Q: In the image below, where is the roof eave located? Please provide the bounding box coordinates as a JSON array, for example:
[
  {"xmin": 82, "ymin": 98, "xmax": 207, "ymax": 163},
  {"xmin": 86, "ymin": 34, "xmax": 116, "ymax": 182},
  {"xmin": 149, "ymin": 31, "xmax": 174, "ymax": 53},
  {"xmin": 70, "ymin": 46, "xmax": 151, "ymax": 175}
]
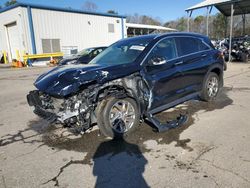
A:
[
  {"xmin": 0, "ymin": 2, "xmax": 126, "ymax": 18},
  {"xmin": 185, "ymin": 0, "xmax": 239, "ymax": 12}
]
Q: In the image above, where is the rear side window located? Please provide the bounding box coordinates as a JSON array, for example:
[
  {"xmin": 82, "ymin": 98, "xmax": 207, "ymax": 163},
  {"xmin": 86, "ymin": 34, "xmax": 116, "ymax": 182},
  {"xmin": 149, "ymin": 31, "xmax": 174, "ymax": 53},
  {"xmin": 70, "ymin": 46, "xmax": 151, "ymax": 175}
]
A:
[
  {"xmin": 198, "ymin": 39, "xmax": 210, "ymax": 51},
  {"xmin": 175, "ymin": 37, "xmax": 210, "ymax": 57}
]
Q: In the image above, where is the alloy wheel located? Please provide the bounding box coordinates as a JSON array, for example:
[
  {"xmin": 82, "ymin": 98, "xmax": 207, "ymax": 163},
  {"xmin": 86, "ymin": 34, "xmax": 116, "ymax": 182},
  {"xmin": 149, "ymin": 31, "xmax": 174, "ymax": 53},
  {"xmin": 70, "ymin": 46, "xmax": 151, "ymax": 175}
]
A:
[{"xmin": 109, "ymin": 100, "xmax": 136, "ymax": 133}]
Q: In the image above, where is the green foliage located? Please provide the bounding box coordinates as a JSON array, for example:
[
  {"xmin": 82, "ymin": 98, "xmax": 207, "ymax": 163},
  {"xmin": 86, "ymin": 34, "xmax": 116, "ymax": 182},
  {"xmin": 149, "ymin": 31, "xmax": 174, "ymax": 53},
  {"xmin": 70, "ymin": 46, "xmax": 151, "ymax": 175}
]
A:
[
  {"xmin": 194, "ymin": 15, "xmax": 205, "ymax": 23},
  {"xmin": 5, "ymin": 0, "xmax": 17, "ymax": 7},
  {"xmin": 164, "ymin": 17, "xmax": 187, "ymax": 31},
  {"xmin": 212, "ymin": 13, "xmax": 227, "ymax": 39}
]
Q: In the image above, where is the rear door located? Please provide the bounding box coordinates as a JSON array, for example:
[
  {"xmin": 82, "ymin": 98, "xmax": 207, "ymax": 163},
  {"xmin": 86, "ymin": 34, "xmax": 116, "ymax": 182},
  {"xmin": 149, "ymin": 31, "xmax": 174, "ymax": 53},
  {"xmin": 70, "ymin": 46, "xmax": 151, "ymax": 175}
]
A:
[{"xmin": 174, "ymin": 36, "xmax": 212, "ymax": 95}]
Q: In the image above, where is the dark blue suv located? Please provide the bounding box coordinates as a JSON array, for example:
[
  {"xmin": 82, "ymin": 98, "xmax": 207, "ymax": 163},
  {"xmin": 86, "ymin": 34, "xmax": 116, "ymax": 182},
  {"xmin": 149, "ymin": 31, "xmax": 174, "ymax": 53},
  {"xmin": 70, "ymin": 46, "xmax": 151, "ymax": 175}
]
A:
[{"xmin": 27, "ymin": 33, "xmax": 225, "ymax": 138}]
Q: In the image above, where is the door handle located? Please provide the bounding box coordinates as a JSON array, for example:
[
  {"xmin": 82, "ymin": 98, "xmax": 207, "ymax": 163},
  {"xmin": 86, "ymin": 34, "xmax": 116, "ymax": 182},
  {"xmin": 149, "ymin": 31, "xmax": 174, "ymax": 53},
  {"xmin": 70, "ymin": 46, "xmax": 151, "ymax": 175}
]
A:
[
  {"xmin": 201, "ymin": 54, "xmax": 207, "ymax": 57},
  {"xmin": 174, "ymin": 61, "xmax": 183, "ymax": 66}
]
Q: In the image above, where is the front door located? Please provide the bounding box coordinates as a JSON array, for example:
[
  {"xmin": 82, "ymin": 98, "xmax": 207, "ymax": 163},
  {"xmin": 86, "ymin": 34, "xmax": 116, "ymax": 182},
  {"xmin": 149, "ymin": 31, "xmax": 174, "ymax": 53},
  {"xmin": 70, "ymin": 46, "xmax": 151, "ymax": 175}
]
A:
[{"xmin": 142, "ymin": 37, "xmax": 185, "ymax": 112}]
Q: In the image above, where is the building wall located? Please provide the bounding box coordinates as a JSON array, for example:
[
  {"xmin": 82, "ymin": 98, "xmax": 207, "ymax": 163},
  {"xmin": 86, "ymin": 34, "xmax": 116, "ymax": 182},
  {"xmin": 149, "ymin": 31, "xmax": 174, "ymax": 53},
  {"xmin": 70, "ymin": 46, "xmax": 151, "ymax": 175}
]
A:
[
  {"xmin": 0, "ymin": 7, "xmax": 30, "ymax": 60},
  {"xmin": 20, "ymin": 7, "xmax": 33, "ymax": 55},
  {"xmin": 31, "ymin": 8, "xmax": 126, "ymax": 54},
  {"xmin": 0, "ymin": 7, "xmax": 33, "ymax": 60}
]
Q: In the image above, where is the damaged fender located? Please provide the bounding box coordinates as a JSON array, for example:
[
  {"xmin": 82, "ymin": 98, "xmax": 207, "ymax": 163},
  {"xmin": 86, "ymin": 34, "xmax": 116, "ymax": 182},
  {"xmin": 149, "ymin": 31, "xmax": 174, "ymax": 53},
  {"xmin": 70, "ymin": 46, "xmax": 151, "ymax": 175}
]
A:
[{"xmin": 28, "ymin": 63, "xmax": 151, "ymax": 132}]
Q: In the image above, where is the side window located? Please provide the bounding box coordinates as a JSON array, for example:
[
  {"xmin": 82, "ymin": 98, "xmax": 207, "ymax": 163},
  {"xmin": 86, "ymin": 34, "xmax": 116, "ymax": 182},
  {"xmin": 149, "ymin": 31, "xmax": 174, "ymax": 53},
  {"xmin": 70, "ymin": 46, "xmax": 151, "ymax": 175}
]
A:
[
  {"xmin": 197, "ymin": 40, "xmax": 210, "ymax": 51},
  {"xmin": 175, "ymin": 37, "xmax": 199, "ymax": 56},
  {"xmin": 92, "ymin": 49, "xmax": 103, "ymax": 57},
  {"xmin": 147, "ymin": 38, "xmax": 177, "ymax": 62},
  {"xmin": 175, "ymin": 37, "xmax": 210, "ymax": 57}
]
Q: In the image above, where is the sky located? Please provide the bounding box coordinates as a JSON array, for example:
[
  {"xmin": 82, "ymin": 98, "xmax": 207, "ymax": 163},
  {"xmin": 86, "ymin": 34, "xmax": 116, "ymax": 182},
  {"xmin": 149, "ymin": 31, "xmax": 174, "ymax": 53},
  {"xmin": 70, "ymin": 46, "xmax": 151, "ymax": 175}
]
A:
[{"xmin": 0, "ymin": 0, "xmax": 219, "ymax": 23}]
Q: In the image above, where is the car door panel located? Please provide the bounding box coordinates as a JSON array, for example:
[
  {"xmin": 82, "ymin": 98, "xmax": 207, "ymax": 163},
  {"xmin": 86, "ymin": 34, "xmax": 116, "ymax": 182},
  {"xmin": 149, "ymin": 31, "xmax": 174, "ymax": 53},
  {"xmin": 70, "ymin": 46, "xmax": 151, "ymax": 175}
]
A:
[
  {"xmin": 174, "ymin": 37, "xmax": 212, "ymax": 95},
  {"xmin": 175, "ymin": 53, "xmax": 206, "ymax": 94},
  {"xmin": 144, "ymin": 58, "xmax": 185, "ymax": 110}
]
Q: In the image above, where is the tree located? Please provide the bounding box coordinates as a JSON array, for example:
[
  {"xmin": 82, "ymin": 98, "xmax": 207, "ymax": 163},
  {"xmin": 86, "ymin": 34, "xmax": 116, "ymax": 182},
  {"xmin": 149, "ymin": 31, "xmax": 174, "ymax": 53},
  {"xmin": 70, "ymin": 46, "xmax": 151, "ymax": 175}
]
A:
[
  {"xmin": 164, "ymin": 13, "xmax": 250, "ymax": 39},
  {"xmin": 193, "ymin": 15, "xmax": 205, "ymax": 34},
  {"xmin": 211, "ymin": 13, "xmax": 227, "ymax": 39},
  {"xmin": 164, "ymin": 17, "xmax": 187, "ymax": 31},
  {"xmin": 141, "ymin": 15, "xmax": 161, "ymax": 25},
  {"xmin": 126, "ymin": 14, "xmax": 161, "ymax": 26},
  {"xmin": 107, "ymin": 10, "xmax": 118, "ymax": 15},
  {"xmin": 126, "ymin": 13, "xmax": 141, "ymax": 24},
  {"xmin": 5, "ymin": 0, "xmax": 17, "ymax": 7},
  {"xmin": 82, "ymin": 1, "xmax": 97, "ymax": 12}
]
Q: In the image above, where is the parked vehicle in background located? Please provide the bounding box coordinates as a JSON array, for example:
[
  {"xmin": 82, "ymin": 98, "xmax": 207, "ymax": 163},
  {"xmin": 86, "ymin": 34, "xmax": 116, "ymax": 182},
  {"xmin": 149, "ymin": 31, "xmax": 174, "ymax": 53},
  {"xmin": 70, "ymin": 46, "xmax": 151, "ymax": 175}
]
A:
[
  {"xmin": 214, "ymin": 36, "xmax": 250, "ymax": 63},
  {"xmin": 59, "ymin": 46, "xmax": 107, "ymax": 65},
  {"xmin": 231, "ymin": 41, "xmax": 250, "ymax": 62},
  {"xmin": 27, "ymin": 33, "xmax": 225, "ymax": 138}
]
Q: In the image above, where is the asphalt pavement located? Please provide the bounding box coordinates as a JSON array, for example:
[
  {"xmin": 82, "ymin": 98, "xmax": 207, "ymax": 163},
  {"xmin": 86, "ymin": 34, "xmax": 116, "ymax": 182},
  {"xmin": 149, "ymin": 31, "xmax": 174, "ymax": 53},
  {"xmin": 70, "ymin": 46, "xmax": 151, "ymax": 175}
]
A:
[{"xmin": 0, "ymin": 63, "xmax": 250, "ymax": 188}]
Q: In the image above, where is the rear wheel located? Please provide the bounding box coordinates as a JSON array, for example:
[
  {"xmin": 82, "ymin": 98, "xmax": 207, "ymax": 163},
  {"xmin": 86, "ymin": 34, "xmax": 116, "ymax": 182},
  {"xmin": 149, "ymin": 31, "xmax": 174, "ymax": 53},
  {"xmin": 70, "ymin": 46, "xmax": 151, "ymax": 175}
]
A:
[
  {"xmin": 200, "ymin": 72, "xmax": 220, "ymax": 102},
  {"xmin": 96, "ymin": 97, "xmax": 140, "ymax": 138}
]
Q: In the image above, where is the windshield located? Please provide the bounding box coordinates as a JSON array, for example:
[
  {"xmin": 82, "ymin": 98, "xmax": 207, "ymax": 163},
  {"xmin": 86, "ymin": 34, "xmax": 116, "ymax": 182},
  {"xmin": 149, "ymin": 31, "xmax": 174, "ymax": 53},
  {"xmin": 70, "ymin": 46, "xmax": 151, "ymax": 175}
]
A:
[
  {"xmin": 76, "ymin": 48, "xmax": 94, "ymax": 56},
  {"xmin": 90, "ymin": 37, "xmax": 153, "ymax": 65}
]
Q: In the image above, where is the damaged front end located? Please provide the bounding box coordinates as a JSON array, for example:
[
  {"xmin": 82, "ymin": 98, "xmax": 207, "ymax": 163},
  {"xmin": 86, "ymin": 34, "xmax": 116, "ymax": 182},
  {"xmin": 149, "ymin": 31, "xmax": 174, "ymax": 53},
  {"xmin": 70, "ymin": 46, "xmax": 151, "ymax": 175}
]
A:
[
  {"xmin": 27, "ymin": 63, "xmax": 150, "ymax": 133},
  {"xmin": 27, "ymin": 88, "xmax": 96, "ymax": 131}
]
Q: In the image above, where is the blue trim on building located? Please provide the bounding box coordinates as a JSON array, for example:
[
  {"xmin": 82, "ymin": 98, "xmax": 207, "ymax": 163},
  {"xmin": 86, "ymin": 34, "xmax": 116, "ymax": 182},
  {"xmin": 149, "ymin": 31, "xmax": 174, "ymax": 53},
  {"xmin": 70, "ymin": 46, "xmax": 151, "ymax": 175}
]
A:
[
  {"xmin": 27, "ymin": 6, "xmax": 36, "ymax": 54},
  {"xmin": 121, "ymin": 18, "xmax": 125, "ymax": 39},
  {"xmin": 0, "ymin": 3, "xmax": 20, "ymax": 13},
  {"xmin": 0, "ymin": 3, "xmax": 126, "ymax": 18}
]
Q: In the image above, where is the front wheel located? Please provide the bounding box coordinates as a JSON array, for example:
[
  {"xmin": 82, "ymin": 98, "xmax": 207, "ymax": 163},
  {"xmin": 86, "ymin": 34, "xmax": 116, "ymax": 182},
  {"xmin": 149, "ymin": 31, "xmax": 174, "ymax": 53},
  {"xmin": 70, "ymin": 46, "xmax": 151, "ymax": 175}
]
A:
[
  {"xmin": 200, "ymin": 72, "xmax": 220, "ymax": 102},
  {"xmin": 96, "ymin": 97, "xmax": 140, "ymax": 138}
]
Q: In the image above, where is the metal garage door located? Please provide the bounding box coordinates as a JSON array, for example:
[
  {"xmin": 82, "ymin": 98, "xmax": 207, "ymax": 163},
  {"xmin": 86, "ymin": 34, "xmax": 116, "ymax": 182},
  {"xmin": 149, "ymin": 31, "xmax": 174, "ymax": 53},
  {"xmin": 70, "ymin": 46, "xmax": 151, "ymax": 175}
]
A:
[{"xmin": 6, "ymin": 22, "xmax": 19, "ymax": 60}]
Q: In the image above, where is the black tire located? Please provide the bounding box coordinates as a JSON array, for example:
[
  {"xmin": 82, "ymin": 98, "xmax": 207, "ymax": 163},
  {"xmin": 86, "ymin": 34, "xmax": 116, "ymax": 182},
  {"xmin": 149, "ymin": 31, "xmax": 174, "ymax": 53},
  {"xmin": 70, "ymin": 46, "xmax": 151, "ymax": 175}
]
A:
[
  {"xmin": 96, "ymin": 97, "xmax": 140, "ymax": 138},
  {"xmin": 200, "ymin": 72, "xmax": 220, "ymax": 102}
]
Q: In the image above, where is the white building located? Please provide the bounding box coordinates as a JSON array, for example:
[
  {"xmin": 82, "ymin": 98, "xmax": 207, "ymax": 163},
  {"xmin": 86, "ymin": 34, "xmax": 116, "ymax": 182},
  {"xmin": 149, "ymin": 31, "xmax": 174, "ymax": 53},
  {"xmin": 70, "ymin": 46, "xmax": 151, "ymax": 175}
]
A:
[{"xmin": 0, "ymin": 3, "xmax": 127, "ymax": 61}]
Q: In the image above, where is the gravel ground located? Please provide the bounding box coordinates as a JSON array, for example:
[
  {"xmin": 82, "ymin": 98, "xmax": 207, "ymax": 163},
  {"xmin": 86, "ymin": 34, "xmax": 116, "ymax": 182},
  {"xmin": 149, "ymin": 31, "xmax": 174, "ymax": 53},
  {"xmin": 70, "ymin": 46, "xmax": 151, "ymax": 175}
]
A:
[{"xmin": 0, "ymin": 63, "xmax": 250, "ymax": 188}]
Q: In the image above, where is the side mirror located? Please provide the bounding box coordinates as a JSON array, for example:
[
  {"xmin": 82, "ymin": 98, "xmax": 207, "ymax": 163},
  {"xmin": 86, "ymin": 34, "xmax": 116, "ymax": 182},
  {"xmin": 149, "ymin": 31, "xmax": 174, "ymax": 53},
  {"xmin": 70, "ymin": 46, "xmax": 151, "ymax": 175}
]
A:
[{"xmin": 148, "ymin": 56, "xmax": 167, "ymax": 66}]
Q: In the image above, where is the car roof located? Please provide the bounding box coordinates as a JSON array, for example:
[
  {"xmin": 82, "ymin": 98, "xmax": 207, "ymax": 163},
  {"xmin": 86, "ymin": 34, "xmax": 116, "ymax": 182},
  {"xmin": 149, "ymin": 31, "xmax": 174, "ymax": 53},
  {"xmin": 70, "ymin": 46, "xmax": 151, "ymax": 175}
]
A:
[
  {"xmin": 126, "ymin": 32, "xmax": 209, "ymax": 41},
  {"xmin": 157, "ymin": 32, "xmax": 209, "ymax": 39}
]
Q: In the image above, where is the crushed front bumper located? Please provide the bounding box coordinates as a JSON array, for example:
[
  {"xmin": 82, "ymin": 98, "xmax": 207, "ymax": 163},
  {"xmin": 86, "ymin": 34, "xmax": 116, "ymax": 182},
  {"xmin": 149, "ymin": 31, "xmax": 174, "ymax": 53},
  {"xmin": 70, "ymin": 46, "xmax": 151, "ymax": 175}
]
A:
[{"xmin": 27, "ymin": 90, "xmax": 57, "ymax": 122}]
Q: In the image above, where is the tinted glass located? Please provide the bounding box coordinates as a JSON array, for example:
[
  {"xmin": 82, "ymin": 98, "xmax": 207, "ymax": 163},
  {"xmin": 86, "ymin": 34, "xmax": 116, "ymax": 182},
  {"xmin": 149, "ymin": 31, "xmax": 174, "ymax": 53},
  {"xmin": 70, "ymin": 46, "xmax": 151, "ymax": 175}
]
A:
[
  {"xmin": 198, "ymin": 40, "xmax": 210, "ymax": 51},
  {"xmin": 91, "ymin": 48, "xmax": 104, "ymax": 58},
  {"xmin": 90, "ymin": 37, "xmax": 153, "ymax": 65},
  {"xmin": 175, "ymin": 37, "xmax": 210, "ymax": 57},
  {"xmin": 147, "ymin": 38, "xmax": 177, "ymax": 62},
  {"xmin": 77, "ymin": 48, "xmax": 94, "ymax": 56}
]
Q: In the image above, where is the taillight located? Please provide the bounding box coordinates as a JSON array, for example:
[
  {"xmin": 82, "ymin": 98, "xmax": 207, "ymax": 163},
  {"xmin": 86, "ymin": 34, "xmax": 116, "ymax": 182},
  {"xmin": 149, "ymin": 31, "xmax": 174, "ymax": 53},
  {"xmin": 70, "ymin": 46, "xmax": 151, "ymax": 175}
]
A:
[{"xmin": 218, "ymin": 51, "xmax": 224, "ymax": 59}]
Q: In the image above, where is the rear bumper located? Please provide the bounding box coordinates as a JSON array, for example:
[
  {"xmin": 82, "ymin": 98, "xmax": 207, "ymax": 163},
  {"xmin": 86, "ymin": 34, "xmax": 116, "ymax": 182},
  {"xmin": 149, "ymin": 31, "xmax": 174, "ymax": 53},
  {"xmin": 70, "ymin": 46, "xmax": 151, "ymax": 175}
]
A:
[{"xmin": 27, "ymin": 90, "xmax": 57, "ymax": 122}]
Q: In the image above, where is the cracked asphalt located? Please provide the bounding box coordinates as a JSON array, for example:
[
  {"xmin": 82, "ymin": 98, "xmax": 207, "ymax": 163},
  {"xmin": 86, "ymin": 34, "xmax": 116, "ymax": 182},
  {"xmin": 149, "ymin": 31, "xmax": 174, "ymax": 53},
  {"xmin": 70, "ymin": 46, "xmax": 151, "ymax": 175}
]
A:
[{"xmin": 0, "ymin": 63, "xmax": 250, "ymax": 188}]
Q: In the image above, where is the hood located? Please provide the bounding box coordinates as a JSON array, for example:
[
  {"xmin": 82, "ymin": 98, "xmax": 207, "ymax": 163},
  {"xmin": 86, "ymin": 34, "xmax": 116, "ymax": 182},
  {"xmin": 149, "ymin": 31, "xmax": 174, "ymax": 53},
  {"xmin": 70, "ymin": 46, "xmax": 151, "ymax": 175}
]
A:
[{"xmin": 34, "ymin": 63, "xmax": 140, "ymax": 97}]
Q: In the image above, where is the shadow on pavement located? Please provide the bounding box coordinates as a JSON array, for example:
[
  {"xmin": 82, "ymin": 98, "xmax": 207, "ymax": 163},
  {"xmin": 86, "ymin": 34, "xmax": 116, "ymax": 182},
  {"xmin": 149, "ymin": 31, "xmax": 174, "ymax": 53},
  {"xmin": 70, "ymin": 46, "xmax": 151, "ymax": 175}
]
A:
[{"xmin": 92, "ymin": 137, "xmax": 149, "ymax": 188}]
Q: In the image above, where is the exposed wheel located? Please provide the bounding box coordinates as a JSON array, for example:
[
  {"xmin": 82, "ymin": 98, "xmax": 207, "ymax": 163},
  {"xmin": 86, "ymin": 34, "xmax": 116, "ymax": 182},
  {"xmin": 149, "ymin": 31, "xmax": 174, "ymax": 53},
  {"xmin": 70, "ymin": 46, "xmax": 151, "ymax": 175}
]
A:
[
  {"xmin": 200, "ymin": 72, "xmax": 220, "ymax": 102},
  {"xmin": 96, "ymin": 97, "xmax": 140, "ymax": 138}
]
